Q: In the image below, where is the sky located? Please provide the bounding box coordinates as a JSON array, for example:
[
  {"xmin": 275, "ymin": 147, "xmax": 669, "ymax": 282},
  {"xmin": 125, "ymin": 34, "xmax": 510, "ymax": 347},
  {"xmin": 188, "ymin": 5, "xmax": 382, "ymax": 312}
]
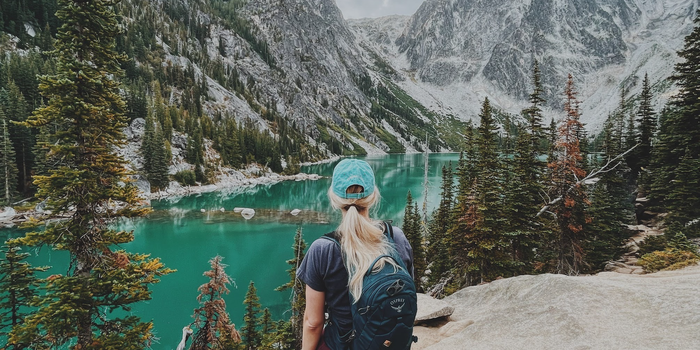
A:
[{"xmin": 335, "ymin": 0, "xmax": 426, "ymax": 19}]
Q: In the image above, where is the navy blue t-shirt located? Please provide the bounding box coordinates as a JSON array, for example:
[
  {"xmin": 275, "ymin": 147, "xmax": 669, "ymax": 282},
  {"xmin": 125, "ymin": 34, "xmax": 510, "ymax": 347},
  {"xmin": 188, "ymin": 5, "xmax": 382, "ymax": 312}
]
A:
[{"xmin": 297, "ymin": 224, "xmax": 414, "ymax": 335}]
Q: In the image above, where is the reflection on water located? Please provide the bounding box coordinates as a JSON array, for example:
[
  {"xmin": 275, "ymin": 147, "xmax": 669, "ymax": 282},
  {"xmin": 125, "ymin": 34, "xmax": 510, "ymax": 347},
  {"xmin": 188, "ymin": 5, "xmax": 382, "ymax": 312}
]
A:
[
  {"xmin": 0, "ymin": 153, "xmax": 460, "ymax": 349},
  {"xmin": 146, "ymin": 207, "xmax": 331, "ymax": 225}
]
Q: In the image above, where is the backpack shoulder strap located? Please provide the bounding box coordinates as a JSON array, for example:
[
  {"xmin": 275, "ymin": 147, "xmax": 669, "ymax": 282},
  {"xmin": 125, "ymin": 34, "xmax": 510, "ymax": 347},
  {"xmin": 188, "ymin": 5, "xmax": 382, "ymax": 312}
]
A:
[{"xmin": 321, "ymin": 231, "xmax": 340, "ymax": 247}]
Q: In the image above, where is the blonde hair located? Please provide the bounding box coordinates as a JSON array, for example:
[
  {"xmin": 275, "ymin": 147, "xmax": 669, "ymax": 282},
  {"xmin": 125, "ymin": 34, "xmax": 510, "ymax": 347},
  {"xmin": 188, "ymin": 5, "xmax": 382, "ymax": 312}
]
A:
[{"xmin": 328, "ymin": 185, "xmax": 397, "ymax": 302}]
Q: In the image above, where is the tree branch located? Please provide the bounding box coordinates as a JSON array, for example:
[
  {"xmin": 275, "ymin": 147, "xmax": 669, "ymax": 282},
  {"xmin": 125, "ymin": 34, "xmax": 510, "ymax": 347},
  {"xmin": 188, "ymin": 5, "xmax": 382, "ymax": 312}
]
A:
[{"xmin": 536, "ymin": 144, "xmax": 639, "ymax": 217}]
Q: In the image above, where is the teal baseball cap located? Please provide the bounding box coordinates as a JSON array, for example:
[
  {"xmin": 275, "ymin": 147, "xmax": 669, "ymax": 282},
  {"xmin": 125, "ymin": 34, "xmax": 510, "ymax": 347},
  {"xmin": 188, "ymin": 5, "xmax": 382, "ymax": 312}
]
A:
[{"xmin": 331, "ymin": 159, "xmax": 376, "ymax": 199}]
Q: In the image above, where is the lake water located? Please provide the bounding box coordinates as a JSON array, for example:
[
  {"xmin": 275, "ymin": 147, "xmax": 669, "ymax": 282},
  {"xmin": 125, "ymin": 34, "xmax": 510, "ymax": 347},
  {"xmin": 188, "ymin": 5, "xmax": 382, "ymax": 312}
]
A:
[{"xmin": 0, "ymin": 153, "xmax": 460, "ymax": 349}]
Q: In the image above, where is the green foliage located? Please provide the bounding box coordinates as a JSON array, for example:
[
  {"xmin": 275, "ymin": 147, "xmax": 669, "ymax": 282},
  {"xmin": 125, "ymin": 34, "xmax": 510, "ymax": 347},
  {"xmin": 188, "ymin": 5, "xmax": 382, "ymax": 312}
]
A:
[
  {"xmin": 582, "ymin": 107, "xmax": 634, "ymax": 273},
  {"xmin": 275, "ymin": 226, "xmax": 306, "ymax": 349},
  {"xmin": 242, "ymin": 281, "xmax": 262, "ymax": 350},
  {"xmin": 174, "ymin": 170, "xmax": 197, "ymax": 186},
  {"xmin": 0, "ymin": 242, "xmax": 48, "ymax": 344},
  {"xmin": 426, "ymin": 164, "xmax": 454, "ymax": 284},
  {"xmin": 0, "ymin": 110, "xmax": 18, "ymax": 206},
  {"xmin": 638, "ymin": 249, "xmax": 699, "ymax": 273},
  {"xmin": 8, "ymin": 1, "xmax": 173, "ymax": 348},
  {"xmin": 403, "ymin": 191, "xmax": 425, "ymax": 291},
  {"xmin": 648, "ymin": 9, "xmax": 700, "ymax": 236},
  {"xmin": 0, "ymin": 79, "xmax": 33, "ymax": 196},
  {"xmin": 141, "ymin": 108, "xmax": 171, "ymax": 191},
  {"xmin": 0, "ymin": 0, "xmax": 58, "ymax": 49}
]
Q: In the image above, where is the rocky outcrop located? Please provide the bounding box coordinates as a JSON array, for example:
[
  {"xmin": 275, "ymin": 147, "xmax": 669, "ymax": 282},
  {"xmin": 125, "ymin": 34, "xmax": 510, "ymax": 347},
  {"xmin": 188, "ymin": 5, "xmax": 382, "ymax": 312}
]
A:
[
  {"xmin": 353, "ymin": 0, "xmax": 698, "ymax": 130},
  {"xmin": 415, "ymin": 293, "xmax": 455, "ymax": 323},
  {"xmin": 413, "ymin": 266, "xmax": 700, "ymax": 349}
]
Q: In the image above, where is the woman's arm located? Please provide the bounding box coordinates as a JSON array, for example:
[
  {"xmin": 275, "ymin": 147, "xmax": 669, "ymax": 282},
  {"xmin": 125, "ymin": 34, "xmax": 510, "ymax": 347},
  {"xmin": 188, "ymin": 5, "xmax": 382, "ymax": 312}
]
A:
[{"xmin": 302, "ymin": 285, "xmax": 326, "ymax": 350}]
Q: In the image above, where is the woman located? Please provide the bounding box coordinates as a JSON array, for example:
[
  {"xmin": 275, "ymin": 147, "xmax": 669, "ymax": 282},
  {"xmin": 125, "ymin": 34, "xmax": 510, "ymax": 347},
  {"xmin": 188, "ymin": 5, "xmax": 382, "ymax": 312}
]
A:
[{"xmin": 297, "ymin": 159, "xmax": 414, "ymax": 350}]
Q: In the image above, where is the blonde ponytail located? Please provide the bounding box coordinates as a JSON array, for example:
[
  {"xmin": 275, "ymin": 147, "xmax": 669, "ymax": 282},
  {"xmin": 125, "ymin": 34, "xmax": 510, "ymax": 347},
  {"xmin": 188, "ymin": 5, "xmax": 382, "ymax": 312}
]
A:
[{"xmin": 328, "ymin": 186, "xmax": 398, "ymax": 302}]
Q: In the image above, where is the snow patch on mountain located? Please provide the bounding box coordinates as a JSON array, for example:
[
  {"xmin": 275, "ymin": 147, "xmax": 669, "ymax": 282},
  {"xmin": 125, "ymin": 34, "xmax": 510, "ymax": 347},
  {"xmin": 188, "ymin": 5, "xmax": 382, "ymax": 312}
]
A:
[{"xmin": 350, "ymin": 0, "xmax": 698, "ymax": 133}]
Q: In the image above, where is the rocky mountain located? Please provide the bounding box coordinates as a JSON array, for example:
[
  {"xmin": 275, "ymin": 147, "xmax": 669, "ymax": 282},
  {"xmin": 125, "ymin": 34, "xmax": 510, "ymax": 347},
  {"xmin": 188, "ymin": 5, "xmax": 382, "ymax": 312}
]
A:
[
  {"xmin": 350, "ymin": 0, "xmax": 699, "ymax": 131},
  {"xmin": 2, "ymin": 0, "xmax": 697, "ymax": 170}
]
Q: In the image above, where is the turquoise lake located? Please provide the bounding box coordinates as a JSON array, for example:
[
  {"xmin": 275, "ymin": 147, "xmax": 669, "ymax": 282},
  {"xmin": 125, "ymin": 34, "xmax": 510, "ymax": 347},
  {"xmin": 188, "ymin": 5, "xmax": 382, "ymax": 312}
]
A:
[{"xmin": 0, "ymin": 153, "xmax": 460, "ymax": 349}]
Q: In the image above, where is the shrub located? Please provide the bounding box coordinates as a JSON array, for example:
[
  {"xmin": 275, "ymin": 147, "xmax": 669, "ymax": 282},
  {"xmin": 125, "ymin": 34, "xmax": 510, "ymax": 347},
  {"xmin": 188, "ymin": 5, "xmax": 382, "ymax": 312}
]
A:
[
  {"xmin": 174, "ymin": 170, "xmax": 196, "ymax": 186},
  {"xmin": 638, "ymin": 248, "xmax": 700, "ymax": 273},
  {"xmin": 636, "ymin": 235, "xmax": 668, "ymax": 257}
]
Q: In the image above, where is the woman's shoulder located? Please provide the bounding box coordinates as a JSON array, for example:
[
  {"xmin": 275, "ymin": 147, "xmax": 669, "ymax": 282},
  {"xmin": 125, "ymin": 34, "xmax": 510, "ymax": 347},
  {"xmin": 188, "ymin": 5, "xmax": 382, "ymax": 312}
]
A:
[
  {"xmin": 307, "ymin": 234, "xmax": 340, "ymax": 257},
  {"xmin": 389, "ymin": 224, "xmax": 407, "ymax": 240}
]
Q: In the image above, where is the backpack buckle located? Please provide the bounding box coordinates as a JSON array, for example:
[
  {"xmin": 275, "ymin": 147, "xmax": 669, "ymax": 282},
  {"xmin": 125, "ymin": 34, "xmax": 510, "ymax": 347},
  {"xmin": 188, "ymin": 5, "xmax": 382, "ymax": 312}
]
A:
[
  {"xmin": 341, "ymin": 329, "xmax": 356, "ymax": 343},
  {"xmin": 387, "ymin": 279, "xmax": 405, "ymax": 296}
]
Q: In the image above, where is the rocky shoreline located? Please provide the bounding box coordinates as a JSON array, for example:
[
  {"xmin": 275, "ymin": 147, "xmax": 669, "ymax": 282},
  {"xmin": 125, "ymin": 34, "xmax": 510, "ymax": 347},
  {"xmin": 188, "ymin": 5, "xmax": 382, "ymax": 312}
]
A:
[
  {"xmin": 0, "ymin": 168, "xmax": 325, "ymax": 228},
  {"xmin": 146, "ymin": 170, "xmax": 324, "ymax": 200}
]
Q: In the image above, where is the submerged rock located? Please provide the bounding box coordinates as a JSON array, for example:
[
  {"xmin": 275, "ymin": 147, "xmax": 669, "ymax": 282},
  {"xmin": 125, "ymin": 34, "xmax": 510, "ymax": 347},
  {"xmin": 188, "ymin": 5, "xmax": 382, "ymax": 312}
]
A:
[{"xmin": 240, "ymin": 208, "xmax": 255, "ymax": 220}]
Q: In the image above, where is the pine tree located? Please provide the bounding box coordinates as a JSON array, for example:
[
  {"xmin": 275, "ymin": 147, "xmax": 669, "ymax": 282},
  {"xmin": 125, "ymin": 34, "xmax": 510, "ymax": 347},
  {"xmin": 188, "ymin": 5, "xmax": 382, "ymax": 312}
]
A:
[
  {"xmin": 190, "ymin": 256, "xmax": 241, "ymax": 350},
  {"xmin": 0, "ymin": 243, "xmax": 48, "ymax": 348},
  {"xmin": 523, "ymin": 59, "xmax": 546, "ymax": 154},
  {"xmin": 548, "ymin": 74, "xmax": 590, "ymax": 275},
  {"xmin": 402, "ymin": 191, "xmax": 425, "ymax": 291},
  {"xmin": 449, "ymin": 98, "xmax": 511, "ymax": 285},
  {"xmin": 583, "ymin": 113, "xmax": 633, "ymax": 272},
  {"xmin": 275, "ymin": 226, "xmax": 306, "ymax": 349},
  {"xmin": 648, "ymin": 9, "xmax": 700, "ymax": 235},
  {"xmin": 150, "ymin": 124, "xmax": 171, "ymax": 191},
  {"xmin": 0, "ymin": 110, "xmax": 18, "ymax": 206},
  {"xmin": 259, "ymin": 308, "xmax": 275, "ymax": 350},
  {"xmin": 665, "ymin": 148, "xmax": 700, "ymax": 236},
  {"xmin": 242, "ymin": 281, "xmax": 262, "ymax": 350},
  {"xmin": 141, "ymin": 110, "xmax": 170, "ymax": 191},
  {"xmin": 0, "ymin": 80, "xmax": 32, "ymax": 196},
  {"xmin": 8, "ymin": 1, "xmax": 173, "ymax": 348},
  {"xmin": 636, "ymin": 73, "xmax": 656, "ymax": 172},
  {"xmin": 427, "ymin": 164, "xmax": 453, "ymax": 283},
  {"xmin": 31, "ymin": 125, "xmax": 51, "ymax": 178},
  {"xmin": 503, "ymin": 124, "xmax": 543, "ymax": 274}
]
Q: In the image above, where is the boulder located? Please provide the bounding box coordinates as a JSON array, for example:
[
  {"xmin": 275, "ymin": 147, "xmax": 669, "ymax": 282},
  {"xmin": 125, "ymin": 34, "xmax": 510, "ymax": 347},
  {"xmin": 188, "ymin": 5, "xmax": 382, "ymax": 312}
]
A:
[
  {"xmin": 415, "ymin": 293, "xmax": 455, "ymax": 323},
  {"xmin": 240, "ymin": 208, "xmax": 255, "ymax": 220}
]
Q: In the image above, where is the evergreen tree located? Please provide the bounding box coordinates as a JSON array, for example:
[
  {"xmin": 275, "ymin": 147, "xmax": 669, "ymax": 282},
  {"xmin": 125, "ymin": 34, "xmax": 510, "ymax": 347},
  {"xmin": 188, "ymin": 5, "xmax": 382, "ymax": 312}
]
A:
[
  {"xmin": 8, "ymin": 1, "xmax": 173, "ymax": 348},
  {"xmin": 190, "ymin": 256, "xmax": 241, "ymax": 350},
  {"xmin": 0, "ymin": 243, "xmax": 47, "ymax": 348},
  {"xmin": 150, "ymin": 124, "xmax": 171, "ymax": 191},
  {"xmin": 0, "ymin": 80, "xmax": 32, "ymax": 196},
  {"xmin": 503, "ymin": 124, "xmax": 544, "ymax": 274},
  {"xmin": 141, "ymin": 107, "xmax": 156, "ymax": 178},
  {"xmin": 259, "ymin": 308, "xmax": 275, "ymax": 350},
  {"xmin": 583, "ymin": 113, "xmax": 633, "ymax": 272},
  {"xmin": 275, "ymin": 226, "xmax": 306, "ymax": 349},
  {"xmin": 548, "ymin": 74, "xmax": 590, "ymax": 275},
  {"xmin": 141, "ymin": 108, "xmax": 170, "ymax": 191},
  {"xmin": 0, "ymin": 110, "xmax": 18, "ymax": 206},
  {"xmin": 426, "ymin": 164, "xmax": 453, "ymax": 283},
  {"xmin": 402, "ymin": 191, "xmax": 425, "ymax": 291},
  {"xmin": 649, "ymin": 9, "xmax": 700, "ymax": 235},
  {"xmin": 31, "ymin": 125, "xmax": 51, "ymax": 178},
  {"xmin": 449, "ymin": 98, "xmax": 511, "ymax": 285},
  {"xmin": 523, "ymin": 59, "xmax": 546, "ymax": 154},
  {"xmin": 636, "ymin": 73, "xmax": 656, "ymax": 172},
  {"xmin": 665, "ymin": 148, "xmax": 700, "ymax": 236},
  {"xmin": 242, "ymin": 281, "xmax": 262, "ymax": 350}
]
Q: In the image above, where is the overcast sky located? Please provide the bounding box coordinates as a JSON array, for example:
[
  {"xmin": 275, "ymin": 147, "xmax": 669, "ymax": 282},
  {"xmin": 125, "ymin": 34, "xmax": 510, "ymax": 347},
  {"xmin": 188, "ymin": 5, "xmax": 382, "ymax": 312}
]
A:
[{"xmin": 335, "ymin": 0, "xmax": 426, "ymax": 19}]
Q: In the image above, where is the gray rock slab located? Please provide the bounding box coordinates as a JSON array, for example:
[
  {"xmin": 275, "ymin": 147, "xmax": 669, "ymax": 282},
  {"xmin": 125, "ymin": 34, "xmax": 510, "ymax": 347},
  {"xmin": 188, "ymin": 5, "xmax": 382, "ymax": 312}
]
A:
[{"xmin": 415, "ymin": 293, "xmax": 455, "ymax": 323}]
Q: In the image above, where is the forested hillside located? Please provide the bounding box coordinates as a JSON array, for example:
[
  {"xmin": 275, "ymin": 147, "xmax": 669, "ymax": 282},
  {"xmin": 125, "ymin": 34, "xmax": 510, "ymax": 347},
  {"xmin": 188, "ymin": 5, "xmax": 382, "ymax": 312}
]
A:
[
  {"xmin": 403, "ymin": 12, "xmax": 700, "ymax": 294},
  {"xmin": 0, "ymin": 0, "xmax": 463, "ymax": 202},
  {"xmin": 0, "ymin": 0, "xmax": 698, "ymax": 349}
]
